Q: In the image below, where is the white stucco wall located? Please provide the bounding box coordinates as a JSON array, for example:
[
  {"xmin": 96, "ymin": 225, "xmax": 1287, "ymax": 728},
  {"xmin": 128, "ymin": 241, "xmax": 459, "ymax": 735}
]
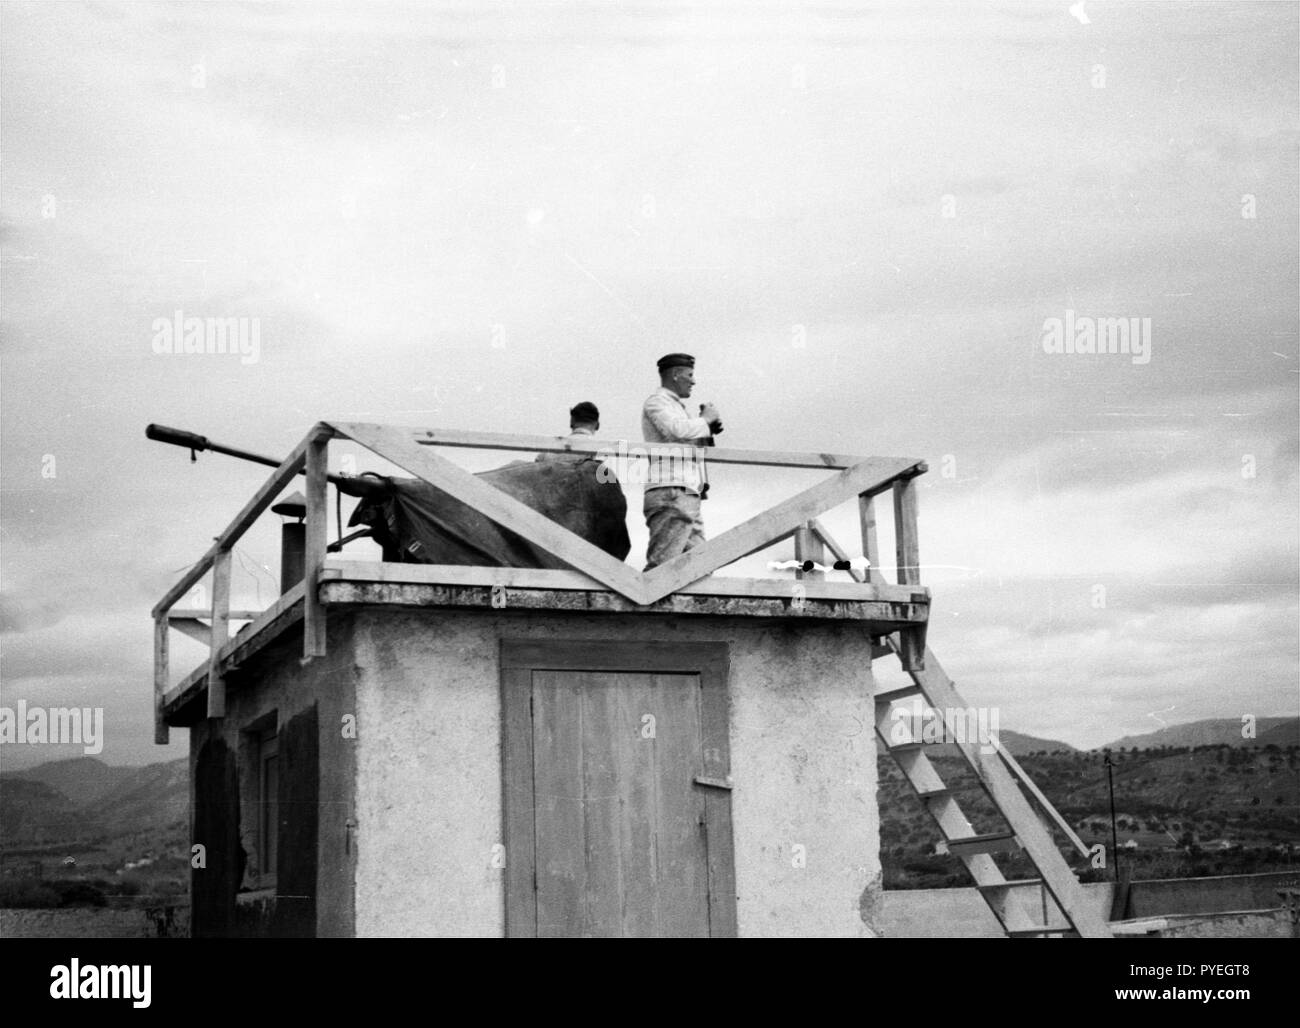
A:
[
  {"xmin": 725, "ymin": 622, "xmax": 881, "ymax": 937},
  {"xmin": 351, "ymin": 608, "xmax": 880, "ymax": 938},
  {"xmin": 351, "ymin": 611, "xmax": 504, "ymax": 937}
]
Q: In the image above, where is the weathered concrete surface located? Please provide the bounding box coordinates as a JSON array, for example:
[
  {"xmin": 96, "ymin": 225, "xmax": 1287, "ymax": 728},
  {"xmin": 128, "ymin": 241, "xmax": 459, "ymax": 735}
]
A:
[
  {"xmin": 187, "ymin": 613, "xmax": 359, "ymax": 938},
  {"xmin": 882, "ymin": 883, "xmax": 1116, "ymax": 938},
  {"xmin": 1156, "ymin": 909, "xmax": 1290, "ymax": 939},
  {"xmin": 351, "ymin": 609, "xmax": 880, "ymax": 938},
  {"xmin": 321, "ymin": 579, "xmax": 924, "ymax": 627},
  {"xmin": 725, "ymin": 620, "xmax": 878, "ymax": 937},
  {"xmin": 880, "ymin": 886, "xmax": 1031, "ymax": 939},
  {"xmin": 350, "ymin": 610, "xmax": 505, "ymax": 937},
  {"xmin": 882, "ymin": 873, "xmax": 1299, "ymax": 938},
  {"xmin": 1129, "ymin": 870, "xmax": 1300, "ymax": 918}
]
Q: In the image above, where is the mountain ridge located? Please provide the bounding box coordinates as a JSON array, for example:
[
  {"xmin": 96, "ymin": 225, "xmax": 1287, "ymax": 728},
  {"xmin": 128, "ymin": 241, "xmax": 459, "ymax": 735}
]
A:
[
  {"xmin": 1098, "ymin": 717, "xmax": 1297, "ymax": 752},
  {"xmin": 1, "ymin": 756, "xmax": 188, "ymax": 846}
]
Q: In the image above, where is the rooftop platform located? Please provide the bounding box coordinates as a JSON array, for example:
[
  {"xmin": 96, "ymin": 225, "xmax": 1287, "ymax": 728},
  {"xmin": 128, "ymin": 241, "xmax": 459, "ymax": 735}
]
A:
[{"xmin": 152, "ymin": 422, "xmax": 931, "ymax": 732}]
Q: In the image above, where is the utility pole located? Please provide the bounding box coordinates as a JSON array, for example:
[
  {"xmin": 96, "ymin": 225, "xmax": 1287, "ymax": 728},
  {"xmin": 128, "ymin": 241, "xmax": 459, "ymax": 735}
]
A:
[{"xmin": 1104, "ymin": 751, "xmax": 1119, "ymax": 882}]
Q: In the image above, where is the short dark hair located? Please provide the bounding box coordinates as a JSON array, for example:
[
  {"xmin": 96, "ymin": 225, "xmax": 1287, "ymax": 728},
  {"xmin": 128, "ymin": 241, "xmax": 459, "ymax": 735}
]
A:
[{"xmin": 569, "ymin": 401, "xmax": 599, "ymax": 424}]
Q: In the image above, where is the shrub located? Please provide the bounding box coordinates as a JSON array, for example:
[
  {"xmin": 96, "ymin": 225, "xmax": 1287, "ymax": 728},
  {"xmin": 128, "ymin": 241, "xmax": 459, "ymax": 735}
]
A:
[
  {"xmin": 0, "ymin": 878, "xmax": 62, "ymax": 909},
  {"xmin": 52, "ymin": 881, "xmax": 107, "ymax": 908}
]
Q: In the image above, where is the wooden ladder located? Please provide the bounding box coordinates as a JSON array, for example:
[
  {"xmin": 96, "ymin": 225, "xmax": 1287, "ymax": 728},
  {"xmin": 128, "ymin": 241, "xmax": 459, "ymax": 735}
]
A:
[
  {"xmin": 804, "ymin": 518, "xmax": 1111, "ymax": 938},
  {"xmin": 874, "ymin": 635, "xmax": 1113, "ymax": 938}
]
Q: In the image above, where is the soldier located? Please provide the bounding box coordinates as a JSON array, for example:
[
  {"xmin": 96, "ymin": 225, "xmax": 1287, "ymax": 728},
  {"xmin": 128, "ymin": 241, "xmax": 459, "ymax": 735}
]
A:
[
  {"xmin": 536, "ymin": 401, "xmax": 600, "ymax": 463},
  {"xmin": 641, "ymin": 353, "xmax": 723, "ymax": 569}
]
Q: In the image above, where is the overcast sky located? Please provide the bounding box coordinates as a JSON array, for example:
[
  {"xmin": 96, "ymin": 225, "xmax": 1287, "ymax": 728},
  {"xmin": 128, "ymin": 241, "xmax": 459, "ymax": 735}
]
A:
[{"xmin": 1, "ymin": 1, "xmax": 1296, "ymax": 769}]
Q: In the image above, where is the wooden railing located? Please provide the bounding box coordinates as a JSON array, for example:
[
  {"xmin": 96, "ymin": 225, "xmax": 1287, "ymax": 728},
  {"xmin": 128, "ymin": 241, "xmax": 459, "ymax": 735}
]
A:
[{"xmin": 151, "ymin": 422, "xmax": 928, "ymax": 740}]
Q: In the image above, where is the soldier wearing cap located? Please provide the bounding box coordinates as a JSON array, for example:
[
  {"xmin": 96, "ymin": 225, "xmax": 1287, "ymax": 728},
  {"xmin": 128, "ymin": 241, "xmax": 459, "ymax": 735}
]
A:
[
  {"xmin": 537, "ymin": 401, "xmax": 601, "ymax": 463},
  {"xmin": 641, "ymin": 353, "xmax": 724, "ymax": 569}
]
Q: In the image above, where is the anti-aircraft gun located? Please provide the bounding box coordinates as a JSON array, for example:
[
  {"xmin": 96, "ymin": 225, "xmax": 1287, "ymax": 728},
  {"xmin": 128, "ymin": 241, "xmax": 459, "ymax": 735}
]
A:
[{"xmin": 145, "ymin": 423, "xmax": 631, "ymax": 568}]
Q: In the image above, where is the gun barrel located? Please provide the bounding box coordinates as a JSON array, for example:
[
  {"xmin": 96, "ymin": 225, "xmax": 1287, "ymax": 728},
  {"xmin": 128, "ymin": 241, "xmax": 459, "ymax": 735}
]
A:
[
  {"xmin": 146, "ymin": 423, "xmax": 354, "ymax": 487},
  {"xmin": 145, "ymin": 423, "xmax": 210, "ymax": 452}
]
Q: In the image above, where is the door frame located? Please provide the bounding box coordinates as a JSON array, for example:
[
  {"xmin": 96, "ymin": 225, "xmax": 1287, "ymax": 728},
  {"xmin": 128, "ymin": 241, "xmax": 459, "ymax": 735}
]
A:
[{"xmin": 500, "ymin": 639, "xmax": 736, "ymax": 938}]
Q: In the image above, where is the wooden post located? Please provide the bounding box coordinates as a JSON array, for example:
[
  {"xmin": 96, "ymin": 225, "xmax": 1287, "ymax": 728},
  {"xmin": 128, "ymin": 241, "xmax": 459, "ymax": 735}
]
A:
[
  {"xmin": 206, "ymin": 550, "xmax": 232, "ymax": 718},
  {"xmin": 793, "ymin": 522, "xmax": 824, "ymax": 580},
  {"xmin": 303, "ymin": 427, "xmax": 330, "ymax": 660},
  {"xmin": 154, "ymin": 615, "xmax": 170, "ymax": 744},
  {"xmin": 892, "ymin": 474, "xmax": 924, "ymax": 670},
  {"xmin": 858, "ymin": 494, "xmax": 880, "ymax": 585},
  {"xmin": 892, "ymin": 477, "xmax": 920, "ymax": 586},
  {"xmin": 809, "ymin": 518, "xmax": 867, "ymax": 586}
]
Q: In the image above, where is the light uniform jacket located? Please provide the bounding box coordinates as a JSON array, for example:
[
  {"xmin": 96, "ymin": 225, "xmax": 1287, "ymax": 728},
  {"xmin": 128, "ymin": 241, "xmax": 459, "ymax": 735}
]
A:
[{"xmin": 641, "ymin": 387, "xmax": 710, "ymax": 493}]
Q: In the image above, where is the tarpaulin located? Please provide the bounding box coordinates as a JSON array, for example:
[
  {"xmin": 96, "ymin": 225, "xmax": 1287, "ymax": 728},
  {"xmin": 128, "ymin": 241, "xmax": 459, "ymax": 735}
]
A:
[{"xmin": 348, "ymin": 456, "xmax": 631, "ymax": 568}]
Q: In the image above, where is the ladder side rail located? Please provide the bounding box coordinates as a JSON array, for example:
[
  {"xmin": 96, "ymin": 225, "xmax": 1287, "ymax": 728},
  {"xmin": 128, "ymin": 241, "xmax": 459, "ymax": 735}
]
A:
[{"xmin": 993, "ymin": 740, "xmax": 1092, "ymax": 859}]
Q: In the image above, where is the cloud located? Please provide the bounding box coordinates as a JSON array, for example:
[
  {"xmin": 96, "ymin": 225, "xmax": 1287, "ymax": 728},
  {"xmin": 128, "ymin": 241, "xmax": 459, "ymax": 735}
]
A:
[
  {"xmin": 0, "ymin": 592, "xmax": 67, "ymax": 635},
  {"xmin": 1, "ymin": 1, "xmax": 1295, "ymax": 764}
]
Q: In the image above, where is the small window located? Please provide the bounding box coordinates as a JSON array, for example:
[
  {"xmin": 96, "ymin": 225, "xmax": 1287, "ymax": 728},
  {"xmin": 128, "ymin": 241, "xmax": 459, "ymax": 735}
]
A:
[{"xmin": 257, "ymin": 729, "xmax": 279, "ymax": 881}]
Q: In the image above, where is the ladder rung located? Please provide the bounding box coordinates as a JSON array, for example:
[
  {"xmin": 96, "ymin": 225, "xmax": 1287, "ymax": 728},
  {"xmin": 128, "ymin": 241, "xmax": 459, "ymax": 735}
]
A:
[
  {"xmin": 978, "ymin": 878, "xmax": 1058, "ymax": 935},
  {"xmin": 1006, "ymin": 925, "xmax": 1076, "ymax": 938},
  {"xmin": 917, "ymin": 786, "xmax": 950, "ymax": 800},
  {"xmin": 944, "ymin": 832, "xmax": 1021, "ymax": 856},
  {"xmin": 887, "ymin": 741, "xmax": 924, "ymax": 755},
  {"xmin": 977, "ymin": 878, "xmax": 1044, "ymax": 895},
  {"xmin": 890, "ymin": 751, "xmax": 948, "ymax": 797},
  {"xmin": 965, "ymin": 865, "xmax": 1011, "ymax": 890},
  {"xmin": 874, "ymin": 683, "xmax": 924, "ymax": 704}
]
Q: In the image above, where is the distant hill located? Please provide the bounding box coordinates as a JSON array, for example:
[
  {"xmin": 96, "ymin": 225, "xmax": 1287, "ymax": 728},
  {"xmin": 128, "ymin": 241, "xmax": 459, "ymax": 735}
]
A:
[
  {"xmin": 92, "ymin": 760, "xmax": 188, "ymax": 834},
  {"xmin": 998, "ymin": 730, "xmax": 1077, "ymax": 756},
  {"xmin": 2, "ymin": 757, "xmax": 135, "ymax": 805},
  {"xmin": 1100, "ymin": 717, "xmax": 1298, "ymax": 752},
  {"xmin": 0, "ymin": 777, "xmax": 84, "ymax": 843},
  {"xmin": 0, "ymin": 756, "xmax": 187, "ymax": 850},
  {"xmin": 1258, "ymin": 721, "xmax": 1300, "ymax": 748}
]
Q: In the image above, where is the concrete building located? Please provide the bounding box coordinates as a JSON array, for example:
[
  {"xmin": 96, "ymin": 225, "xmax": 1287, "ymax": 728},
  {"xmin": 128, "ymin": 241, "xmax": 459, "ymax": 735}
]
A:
[
  {"xmin": 152, "ymin": 421, "xmax": 1106, "ymax": 937},
  {"xmin": 165, "ymin": 585, "xmax": 893, "ymax": 937}
]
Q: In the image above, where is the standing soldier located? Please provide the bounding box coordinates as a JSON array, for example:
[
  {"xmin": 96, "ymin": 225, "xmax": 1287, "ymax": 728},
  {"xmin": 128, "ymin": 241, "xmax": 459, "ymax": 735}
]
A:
[{"xmin": 641, "ymin": 353, "xmax": 723, "ymax": 569}]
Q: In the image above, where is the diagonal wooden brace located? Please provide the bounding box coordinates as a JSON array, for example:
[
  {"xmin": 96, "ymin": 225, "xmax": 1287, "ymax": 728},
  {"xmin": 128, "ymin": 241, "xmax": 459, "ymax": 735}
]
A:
[
  {"xmin": 329, "ymin": 422, "xmax": 649, "ymax": 604},
  {"xmin": 640, "ymin": 456, "xmax": 924, "ymax": 604}
]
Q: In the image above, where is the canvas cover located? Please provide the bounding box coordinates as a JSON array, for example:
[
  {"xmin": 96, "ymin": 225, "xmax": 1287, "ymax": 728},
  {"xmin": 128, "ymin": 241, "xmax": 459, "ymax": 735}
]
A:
[{"xmin": 348, "ymin": 456, "xmax": 631, "ymax": 568}]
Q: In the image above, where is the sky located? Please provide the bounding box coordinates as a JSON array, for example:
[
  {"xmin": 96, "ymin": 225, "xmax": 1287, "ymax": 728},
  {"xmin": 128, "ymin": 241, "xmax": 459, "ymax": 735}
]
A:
[{"xmin": 1, "ymin": 0, "xmax": 1296, "ymax": 770}]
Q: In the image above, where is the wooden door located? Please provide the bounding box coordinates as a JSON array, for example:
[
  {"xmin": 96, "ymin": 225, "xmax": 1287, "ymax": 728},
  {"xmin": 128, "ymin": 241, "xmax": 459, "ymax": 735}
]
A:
[{"xmin": 501, "ymin": 641, "xmax": 735, "ymax": 938}]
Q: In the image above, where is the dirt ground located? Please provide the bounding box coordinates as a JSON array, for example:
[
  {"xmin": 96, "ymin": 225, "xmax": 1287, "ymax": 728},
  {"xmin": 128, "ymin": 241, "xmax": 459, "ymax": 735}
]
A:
[{"xmin": 0, "ymin": 905, "xmax": 189, "ymax": 939}]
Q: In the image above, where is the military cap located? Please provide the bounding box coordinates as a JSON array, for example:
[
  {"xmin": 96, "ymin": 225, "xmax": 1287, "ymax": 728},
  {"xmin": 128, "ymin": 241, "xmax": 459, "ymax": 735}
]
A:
[
  {"xmin": 569, "ymin": 401, "xmax": 599, "ymax": 423},
  {"xmin": 656, "ymin": 352, "xmax": 695, "ymax": 371}
]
